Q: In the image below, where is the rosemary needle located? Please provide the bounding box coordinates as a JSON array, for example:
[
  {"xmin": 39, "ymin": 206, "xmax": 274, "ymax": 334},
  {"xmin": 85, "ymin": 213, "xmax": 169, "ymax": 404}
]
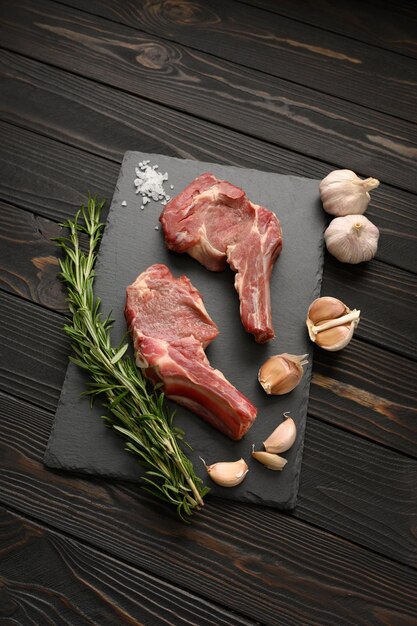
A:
[{"xmin": 56, "ymin": 195, "xmax": 209, "ymax": 519}]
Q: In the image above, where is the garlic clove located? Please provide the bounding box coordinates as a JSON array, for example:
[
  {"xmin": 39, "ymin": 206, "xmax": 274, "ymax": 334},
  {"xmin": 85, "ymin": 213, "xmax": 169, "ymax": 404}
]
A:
[
  {"xmin": 258, "ymin": 353, "xmax": 308, "ymax": 395},
  {"xmin": 252, "ymin": 449, "xmax": 288, "ymax": 471},
  {"xmin": 263, "ymin": 412, "xmax": 297, "ymax": 453},
  {"xmin": 202, "ymin": 458, "xmax": 248, "ymax": 487},
  {"xmin": 307, "ymin": 297, "xmax": 347, "ymax": 326},
  {"xmin": 306, "ymin": 296, "xmax": 360, "ymax": 351},
  {"xmin": 319, "ymin": 169, "xmax": 380, "ymax": 216},
  {"xmin": 314, "ymin": 321, "xmax": 355, "ymax": 351},
  {"xmin": 324, "ymin": 214, "xmax": 380, "ymax": 264}
]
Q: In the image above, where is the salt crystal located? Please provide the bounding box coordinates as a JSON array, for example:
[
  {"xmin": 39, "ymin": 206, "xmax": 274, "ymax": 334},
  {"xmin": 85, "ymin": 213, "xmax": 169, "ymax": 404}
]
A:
[
  {"xmin": 121, "ymin": 201, "xmax": 127, "ymax": 207},
  {"xmin": 155, "ymin": 225, "xmax": 159, "ymax": 230},
  {"xmin": 170, "ymin": 184, "xmax": 174, "ymax": 189},
  {"xmin": 134, "ymin": 160, "xmax": 172, "ymax": 211}
]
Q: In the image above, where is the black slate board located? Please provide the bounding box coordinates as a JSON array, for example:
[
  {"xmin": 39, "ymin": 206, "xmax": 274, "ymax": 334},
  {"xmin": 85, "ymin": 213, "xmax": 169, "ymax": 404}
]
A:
[{"xmin": 44, "ymin": 152, "xmax": 326, "ymax": 509}]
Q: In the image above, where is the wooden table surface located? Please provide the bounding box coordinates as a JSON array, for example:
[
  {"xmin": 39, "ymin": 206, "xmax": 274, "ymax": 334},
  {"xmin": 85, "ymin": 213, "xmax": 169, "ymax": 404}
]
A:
[{"xmin": 1, "ymin": 1, "xmax": 416, "ymax": 624}]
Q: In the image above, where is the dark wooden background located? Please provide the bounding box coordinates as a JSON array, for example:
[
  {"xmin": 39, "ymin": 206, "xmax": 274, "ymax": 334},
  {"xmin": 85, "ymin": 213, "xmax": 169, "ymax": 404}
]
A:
[{"xmin": 0, "ymin": 1, "xmax": 416, "ymax": 624}]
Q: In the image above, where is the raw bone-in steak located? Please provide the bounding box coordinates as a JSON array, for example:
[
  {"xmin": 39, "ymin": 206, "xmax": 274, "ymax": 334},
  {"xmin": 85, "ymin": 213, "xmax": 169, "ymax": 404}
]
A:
[
  {"xmin": 160, "ymin": 173, "xmax": 283, "ymax": 343},
  {"xmin": 125, "ymin": 264, "xmax": 257, "ymax": 440}
]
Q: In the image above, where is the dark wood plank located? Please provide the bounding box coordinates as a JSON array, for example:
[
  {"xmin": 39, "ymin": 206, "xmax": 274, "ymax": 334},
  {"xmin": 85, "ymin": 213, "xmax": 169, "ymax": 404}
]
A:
[
  {"xmin": 1, "ymin": 57, "xmax": 416, "ymax": 274},
  {"xmin": 0, "ymin": 508, "xmax": 255, "ymax": 626},
  {"xmin": 52, "ymin": 0, "xmax": 417, "ymax": 121},
  {"xmin": 1, "ymin": 294, "xmax": 416, "ymax": 567},
  {"xmin": 1, "ymin": 1, "xmax": 417, "ymax": 194},
  {"xmin": 2, "ymin": 204, "xmax": 416, "ymax": 457},
  {"xmin": 0, "ymin": 201, "xmax": 67, "ymax": 313},
  {"xmin": 1, "ymin": 392, "xmax": 417, "ymax": 625},
  {"xmin": 0, "ymin": 292, "xmax": 69, "ymax": 412},
  {"xmin": 0, "ymin": 121, "xmax": 117, "ymax": 222},
  {"xmin": 237, "ymin": 0, "xmax": 417, "ymax": 59},
  {"xmin": 310, "ymin": 340, "xmax": 417, "ymax": 457},
  {"xmin": 298, "ymin": 417, "xmax": 417, "ymax": 563}
]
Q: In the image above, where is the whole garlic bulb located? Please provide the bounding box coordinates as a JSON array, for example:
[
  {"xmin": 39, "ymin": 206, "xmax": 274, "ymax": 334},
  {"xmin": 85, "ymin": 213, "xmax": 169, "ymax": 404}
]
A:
[
  {"xmin": 324, "ymin": 214, "xmax": 379, "ymax": 264},
  {"xmin": 319, "ymin": 169, "xmax": 379, "ymax": 216}
]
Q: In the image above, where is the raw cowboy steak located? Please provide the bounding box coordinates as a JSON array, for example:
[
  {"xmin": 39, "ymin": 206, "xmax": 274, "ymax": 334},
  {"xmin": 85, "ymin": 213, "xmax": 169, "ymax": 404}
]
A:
[
  {"xmin": 160, "ymin": 173, "xmax": 283, "ymax": 343},
  {"xmin": 125, "ymin": 264, "xmax": 257, "ymax": 440}
]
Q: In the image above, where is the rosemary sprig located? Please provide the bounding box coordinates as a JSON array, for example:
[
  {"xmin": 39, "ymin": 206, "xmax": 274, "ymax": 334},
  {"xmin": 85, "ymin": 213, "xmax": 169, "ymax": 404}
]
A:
[{"xmin": 56, "ymin": 195, "xmax": 209, "ymax": 519}]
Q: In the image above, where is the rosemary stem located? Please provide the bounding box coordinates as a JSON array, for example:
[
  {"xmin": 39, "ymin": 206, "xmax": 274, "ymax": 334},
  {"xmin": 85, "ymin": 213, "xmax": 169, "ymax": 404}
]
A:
[{"xmin": 57, "ymin": 196, "xmax": 209, "ymax": 518}]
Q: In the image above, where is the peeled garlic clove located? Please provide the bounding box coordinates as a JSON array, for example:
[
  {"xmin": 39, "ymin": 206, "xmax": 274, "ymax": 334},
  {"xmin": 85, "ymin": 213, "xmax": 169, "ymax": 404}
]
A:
[
  {"xmin": 324, "ymin": 214, "xmax": 380, "ymax": 264},
  {"xmin": 319, "ymin": 169, "xmax": 380, "ymax": 216},
  {"xmin": 306, "ymin": 296, "xmax": 360, "ymax": 351},
  {"xmin": 258, "ymin": 353, "xmax": 308, "ymax": 395},
  {"xmin": 263, "ymin": 412, "xmax": 297, "ymax": 453},
  {"xmin": 252, "ymin": 450, "xmax": 288, "ymax": 471},
  {"xmin": 202, "ymin": 458, "xmax": 248, "ymax": 487}
]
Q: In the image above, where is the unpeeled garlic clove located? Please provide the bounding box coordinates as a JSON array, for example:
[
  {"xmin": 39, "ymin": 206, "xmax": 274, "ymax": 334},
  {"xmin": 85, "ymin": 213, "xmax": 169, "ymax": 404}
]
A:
[
  {"xmin": 312, "ymin": 320, "xmax": 355, "ymax": 351},
  {"xmin": 306, "ymin": 297, "xmax": 360, "ymax": 351},
  {"xmin": 263, "ymin": 412, "xmax": 297, "ymax": 453},
  {"xmin": 324, "ymin": 214, "xmax": 380, "ymax": 264},
  {"xmin": 258, "ymin": 353, "xmax": 308, "ymax": 395},
  {"xmin": 202, "ymin": 458, "xmax": 248, "ymax": 487},
  {"xmin": 307, "ymin": 296, "xmax": 348, "ymax": 325},
  {"xmin": 319, "ymin": 169, "xmax": 380, "ymax": 216},
  {"xmin": 252, "ymin": 449, "xmax": 288, "ymax": 471}
]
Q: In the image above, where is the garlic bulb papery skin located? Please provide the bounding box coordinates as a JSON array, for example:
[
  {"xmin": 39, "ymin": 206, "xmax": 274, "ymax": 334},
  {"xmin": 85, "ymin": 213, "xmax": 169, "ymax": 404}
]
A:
[
  {"xmin": 324, "ymin": 214, "xmax": 380, "ymax": 264},
  {"xmin": 258, "ymin": 353, "xmax": 308, "ymax": 395},
  {"xmin": 319, "ymin": 169, "xmax": 380, "ymax": 216},
  {"xmin": 263, "ymin": 412, "xmax": 297, "ymax": 453},
  {"xmin": 306, "ymin": 296, "xmax": 360, "ymax": 351},
  {"xmin": 252, "ymin": 449, "xmax": 288, "ymax": 471},
  {"xmin": 202, "ymin": 458, "xmax": 248, "ymax": 487}
]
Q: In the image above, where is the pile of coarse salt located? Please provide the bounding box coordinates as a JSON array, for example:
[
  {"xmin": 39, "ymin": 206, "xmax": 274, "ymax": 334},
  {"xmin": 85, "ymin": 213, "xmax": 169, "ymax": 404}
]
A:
[{"xmin": 134, "ymin": 160, "xmax": 173, "ymax": 211}]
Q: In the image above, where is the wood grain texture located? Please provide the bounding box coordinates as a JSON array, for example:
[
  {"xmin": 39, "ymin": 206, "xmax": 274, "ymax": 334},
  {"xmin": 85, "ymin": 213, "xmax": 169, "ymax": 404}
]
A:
[
  {"xmin": 0, "ymin": 121, "xmax": 116, "ymax": 222},
  {"xmin": 1, "ymin": 395, "xmax": 417, "ymax": 626},
  {"xmin": 0, "ymin": 291, "xmax": 416, "ymax": 566},
  {"xmin": 0, "ymin": 72, "xmax": 416, "ymax": 275},
  {"xmin": 0, "ymin": 508, "xmax": 256, "ymax": 626},
  {"xmin": 1, "ymin": 1, "xmax": 417, "ymax": 194},
  {"xmin": 298, "ymin": 417, "xmax": 417, "ymax": 563},
  {"xmin": 310, "ymin": 339, "xmax": 417, "ymax": 457},
  {"xmin": 238, "ymin": 0, "xmax": 417, "ymax": 59},
  {"xmin": 0, "ymin": 201, "xmax": 68, "ymax": 313},
  {"xmin": 53, "ymin": 0, "xmax": 417, "ymax": 122},
  {"xmin": 1, "ymin": 206, "xmax": 416, "ymax": 457},
  {"xmin": 0, "ymin": 292, "xmax": 69, "ymax": 412}
]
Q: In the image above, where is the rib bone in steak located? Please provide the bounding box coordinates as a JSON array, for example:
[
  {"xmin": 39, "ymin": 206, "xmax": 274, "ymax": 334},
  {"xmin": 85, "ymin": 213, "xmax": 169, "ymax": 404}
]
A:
[
  {"xmin": 125, "ymin": 264, "xmax": 257, "ymax": 440},
  {"xmin": 160, "ymin": 173, "xmax": 283, "ymax": 343}
]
